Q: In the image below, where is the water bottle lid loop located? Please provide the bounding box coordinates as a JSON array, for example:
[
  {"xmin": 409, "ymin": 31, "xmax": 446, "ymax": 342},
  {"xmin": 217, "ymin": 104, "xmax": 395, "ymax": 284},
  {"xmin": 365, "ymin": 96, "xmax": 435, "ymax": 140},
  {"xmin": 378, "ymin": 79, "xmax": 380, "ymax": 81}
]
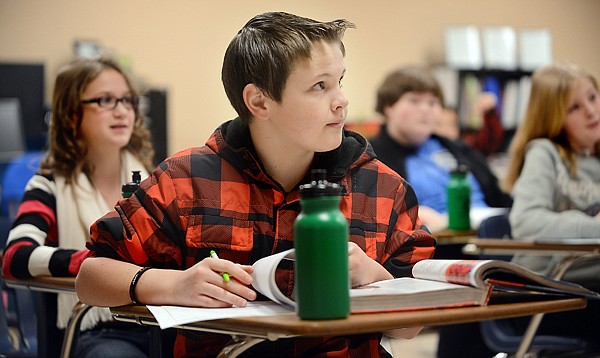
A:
[{"xmin": 299, "ymin": 169, "xmax": 341, "ymax": 197}]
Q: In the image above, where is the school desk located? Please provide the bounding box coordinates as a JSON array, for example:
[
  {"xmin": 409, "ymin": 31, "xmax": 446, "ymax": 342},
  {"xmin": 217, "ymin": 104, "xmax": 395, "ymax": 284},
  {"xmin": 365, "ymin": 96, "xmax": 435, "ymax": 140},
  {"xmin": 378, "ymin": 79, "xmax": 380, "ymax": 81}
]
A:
[{"xmin": 111, "ymin": 295, "xmax": 586, "ymax": 358}]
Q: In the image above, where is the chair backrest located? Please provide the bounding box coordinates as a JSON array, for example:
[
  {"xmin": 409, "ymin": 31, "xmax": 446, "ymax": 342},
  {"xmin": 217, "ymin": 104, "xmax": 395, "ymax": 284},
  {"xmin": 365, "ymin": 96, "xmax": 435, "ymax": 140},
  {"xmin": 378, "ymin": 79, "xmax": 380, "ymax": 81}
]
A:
[
  {"xmin": 476, "ymin": 213, "xmax": 511, "ymax": 239},
  {"xmin": 0, "ymin": 216, "xmax": 11, "ymax": 253},
  {"xmin": 476, "ymin": 213, "xmax": 512, "ymax": 261},
  {"xmin": 1, "ymin": 151, "xmax": 43, "ymax": 219}
]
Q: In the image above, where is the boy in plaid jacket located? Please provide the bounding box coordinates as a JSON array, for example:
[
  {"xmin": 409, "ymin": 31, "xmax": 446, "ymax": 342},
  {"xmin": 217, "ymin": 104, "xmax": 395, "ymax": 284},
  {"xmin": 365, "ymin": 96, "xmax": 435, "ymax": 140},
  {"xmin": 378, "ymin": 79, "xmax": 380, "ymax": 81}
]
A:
[{"xmin": 76, "ymin": 12, "xmax": 435, "ymax": 357}]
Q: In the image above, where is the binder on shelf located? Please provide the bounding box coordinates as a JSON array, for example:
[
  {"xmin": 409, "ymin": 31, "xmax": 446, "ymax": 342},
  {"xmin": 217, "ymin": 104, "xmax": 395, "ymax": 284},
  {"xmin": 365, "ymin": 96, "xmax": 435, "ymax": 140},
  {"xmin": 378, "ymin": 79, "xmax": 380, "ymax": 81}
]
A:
[
  {"xmin": 482, "ymin": 26, "xmax": 517, "ymax": 70},
  {"xmin": 444, "ymin": 26, "xmax": 483, "ymax": 70},
  {"xmin": 519, "ymin": 29, "xmax": 553, "ymax": 71},
  {"xmin": 432, "ymin": 66, "xmax": 460, "ymax": 109},
  {"xmin": 515, "ymin": 76, "xmax": 532, "ymax": 127},
  {"xmin": 500, "ymin": 80, "xmax": 519, "ymax": 129},
  {"xmin": 459, "ymin": 74, "xmax": 482, "ymax": 130}
]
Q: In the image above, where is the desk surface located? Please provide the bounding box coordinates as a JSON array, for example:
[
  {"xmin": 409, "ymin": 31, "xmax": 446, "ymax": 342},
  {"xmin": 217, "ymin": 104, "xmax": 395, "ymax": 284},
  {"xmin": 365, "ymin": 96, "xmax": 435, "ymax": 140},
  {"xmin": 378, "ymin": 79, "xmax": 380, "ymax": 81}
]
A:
[
  {"xmin": 111, "ymin": 296, "xmax": 586, "ymax": 339},
  {"xmin": 433, "ymin": 228, "xmax": 476, "ymax": 239},
  {"xmin": 432, "ymin": 229, "xmax": 477, "ymax": 246},
  {"xmin": 463, "ymin": 238, "xmax": 600, "ymax": 255},
  {"xmin": 3, "ymin": 275, "xmax": 76, "ymax": 294}
]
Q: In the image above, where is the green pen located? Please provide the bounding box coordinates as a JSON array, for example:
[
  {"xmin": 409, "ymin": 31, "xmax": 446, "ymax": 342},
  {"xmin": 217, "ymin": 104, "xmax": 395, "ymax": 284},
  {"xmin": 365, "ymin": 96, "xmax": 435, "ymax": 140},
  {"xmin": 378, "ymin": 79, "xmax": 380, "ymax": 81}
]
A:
[{"xmin": 209, "ymin": 250, "xmax": 230, "ymax": 282}]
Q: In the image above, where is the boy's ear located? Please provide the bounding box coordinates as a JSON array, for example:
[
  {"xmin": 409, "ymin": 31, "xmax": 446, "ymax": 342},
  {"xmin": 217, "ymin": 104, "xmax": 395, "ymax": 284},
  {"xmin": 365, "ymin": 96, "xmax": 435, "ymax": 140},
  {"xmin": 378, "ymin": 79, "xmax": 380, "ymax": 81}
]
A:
[{"xmin": 243, "ymin": 84, "xmax": 269, "ymax": 120}]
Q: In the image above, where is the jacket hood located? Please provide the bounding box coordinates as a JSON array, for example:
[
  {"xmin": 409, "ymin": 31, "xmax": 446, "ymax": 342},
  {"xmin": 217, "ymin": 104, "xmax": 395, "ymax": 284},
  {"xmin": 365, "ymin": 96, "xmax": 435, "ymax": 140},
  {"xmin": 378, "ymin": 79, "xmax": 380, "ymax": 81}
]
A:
[{"xmin": 206, "ymin": 117, "xmax": 376, "ymax": 189}]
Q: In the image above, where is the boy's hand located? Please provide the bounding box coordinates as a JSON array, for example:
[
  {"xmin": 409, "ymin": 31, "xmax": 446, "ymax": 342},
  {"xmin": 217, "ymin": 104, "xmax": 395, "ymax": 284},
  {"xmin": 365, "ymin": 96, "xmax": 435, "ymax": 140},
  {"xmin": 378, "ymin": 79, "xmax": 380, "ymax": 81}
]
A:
[
  {"xmin": 173, "ymin": 257, "xmax": 257, "ymax": 308},
  {"xmin": 347, "ymin": 242, "xmax": 393, "ymax": 287},
  {"xmin": 418, "ymin": 206, "xmax": 447, "ymax": 232}
]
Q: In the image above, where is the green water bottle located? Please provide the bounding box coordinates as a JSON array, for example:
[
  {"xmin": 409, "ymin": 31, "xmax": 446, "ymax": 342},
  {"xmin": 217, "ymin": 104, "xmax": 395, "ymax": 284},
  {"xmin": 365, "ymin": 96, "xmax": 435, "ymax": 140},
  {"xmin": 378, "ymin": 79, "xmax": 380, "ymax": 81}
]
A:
[
  {"xmin": 294, "ymin": 169, "xmax": 350, "ymax": 320},
  {"xmin": 121, "ymin": 170, "xmax": 142, "ymax": 198},
  {"xmin": 447, "ymin": 164, "xmax": 471, "ymax": 230}
]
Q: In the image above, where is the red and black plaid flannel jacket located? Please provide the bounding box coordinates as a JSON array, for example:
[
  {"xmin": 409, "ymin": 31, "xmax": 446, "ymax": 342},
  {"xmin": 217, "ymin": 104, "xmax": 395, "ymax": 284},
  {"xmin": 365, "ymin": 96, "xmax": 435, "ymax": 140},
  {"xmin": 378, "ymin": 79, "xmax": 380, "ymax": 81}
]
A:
[{"xmin": 88, "ymin": 118, "xmax": 435, "ymax": 357}]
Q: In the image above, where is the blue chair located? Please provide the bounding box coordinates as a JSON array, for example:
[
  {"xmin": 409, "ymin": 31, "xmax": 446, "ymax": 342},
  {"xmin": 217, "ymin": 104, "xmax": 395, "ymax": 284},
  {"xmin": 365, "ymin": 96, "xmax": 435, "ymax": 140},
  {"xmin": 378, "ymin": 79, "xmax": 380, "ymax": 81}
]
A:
[
  {"xmin": 0, "ymin": 285, "xmax": 17, "ymax": 353},
  {"xmin": 476, "ymin": 213, "xmax": 512, "ymax": 239},
  {"xmin": 1, "ymin": 219, "xmax": 38, "ymax": 357},
  {"xmin": 477, "ymin": 214, "xmax": 589, "ymax": 357},
  {"xmin": 0, "ymin": 151, "xmax": 42, "ymax": 357},
  {"xmin": 0, "ymin": 288, "xmax": 38, "ymax": 357},
  {"xmin": 1, "ymin": 151, "xmax": 43, "ymax": 218},
  {"xmin": 475, "ymin": 213, "xmax": 512, "ymax": 261}
]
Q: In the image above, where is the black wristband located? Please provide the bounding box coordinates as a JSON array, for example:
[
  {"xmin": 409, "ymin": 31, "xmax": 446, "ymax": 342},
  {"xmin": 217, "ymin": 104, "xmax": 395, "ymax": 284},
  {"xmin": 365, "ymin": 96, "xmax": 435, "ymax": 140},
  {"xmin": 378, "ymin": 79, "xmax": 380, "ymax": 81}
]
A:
[{"xmin": 129, "ymin": 267, "xmax": 152, "ymax": 305}]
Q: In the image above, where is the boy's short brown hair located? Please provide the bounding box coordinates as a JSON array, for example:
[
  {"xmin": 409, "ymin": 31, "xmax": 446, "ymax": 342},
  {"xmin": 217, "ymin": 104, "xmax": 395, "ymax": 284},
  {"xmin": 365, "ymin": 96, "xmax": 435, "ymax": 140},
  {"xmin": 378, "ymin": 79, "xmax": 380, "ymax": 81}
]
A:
[
  {"xmin": 221, "ymin": 12, "xmax": 355, "ymax": 122},
  {"xmin": 375, "ymin": 66, "xmax": 444, "ymax": 115}
]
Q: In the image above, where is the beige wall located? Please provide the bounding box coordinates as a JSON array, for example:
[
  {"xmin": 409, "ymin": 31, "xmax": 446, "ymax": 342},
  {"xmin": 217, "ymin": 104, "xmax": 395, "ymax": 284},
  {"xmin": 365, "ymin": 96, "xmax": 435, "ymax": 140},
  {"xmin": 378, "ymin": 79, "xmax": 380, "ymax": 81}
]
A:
[{"xmin": 2, "ymin": 0, "xmax": 599, "ymax": 156}]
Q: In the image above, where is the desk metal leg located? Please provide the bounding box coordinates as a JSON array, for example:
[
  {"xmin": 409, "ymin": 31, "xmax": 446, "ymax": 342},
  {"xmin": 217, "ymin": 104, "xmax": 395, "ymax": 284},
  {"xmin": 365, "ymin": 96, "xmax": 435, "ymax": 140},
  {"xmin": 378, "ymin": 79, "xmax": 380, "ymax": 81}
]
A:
[
  {"xmin": 218, "ymin": 335, "xmax": 265, "ymax": 358},
  {"xmin": 60, "ymin": 302, "xmax": 92, "ymax": 358},
  {"xmin": 515, "ymin": 254, "xmax": 598, "ymax": 358},
  {"xmin": 515, "ymin": 312, "xmax": 544, "ymax": 358}
]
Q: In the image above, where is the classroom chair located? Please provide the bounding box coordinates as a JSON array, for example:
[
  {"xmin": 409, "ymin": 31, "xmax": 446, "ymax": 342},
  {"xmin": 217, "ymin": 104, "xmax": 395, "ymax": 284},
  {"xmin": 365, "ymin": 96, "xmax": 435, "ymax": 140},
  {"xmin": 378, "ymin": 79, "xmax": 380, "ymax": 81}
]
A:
[
  {"xmin": 0, "ymin": 222, "xmax": 38, "ymax": 357},
  {"xmin": 0, "ymin": 292, "xmax": 37, "ymax": 357},
  {"xmin": 1, "ymin": 151, "xmax": 43, "ymax": 219},
  {"xmin": 476, "ymin": 214, "xmax": 590, "ymax": 357},
  {"xmin": 0, "ymin": 286, "xmax": 38, "ymax": 357},
  {"xmin": 0, "ymin": 151, "xmax": 42, "ymax": 357}
]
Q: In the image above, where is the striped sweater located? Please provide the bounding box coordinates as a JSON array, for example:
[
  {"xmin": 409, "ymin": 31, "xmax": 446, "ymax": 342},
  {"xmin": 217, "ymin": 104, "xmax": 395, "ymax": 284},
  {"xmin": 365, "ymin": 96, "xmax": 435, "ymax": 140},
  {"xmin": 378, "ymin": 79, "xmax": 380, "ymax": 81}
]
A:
[{"xmin": 2, "ymin": 172, "xmax": 84, "ymax": 279}]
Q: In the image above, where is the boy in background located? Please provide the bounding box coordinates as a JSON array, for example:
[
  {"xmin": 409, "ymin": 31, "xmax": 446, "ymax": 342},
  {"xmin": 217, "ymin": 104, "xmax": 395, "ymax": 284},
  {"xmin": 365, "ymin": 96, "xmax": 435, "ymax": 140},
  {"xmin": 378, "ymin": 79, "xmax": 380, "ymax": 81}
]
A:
[{"xmin": 369, "ymin": 66, "xmax": 511, "ymax": 232}]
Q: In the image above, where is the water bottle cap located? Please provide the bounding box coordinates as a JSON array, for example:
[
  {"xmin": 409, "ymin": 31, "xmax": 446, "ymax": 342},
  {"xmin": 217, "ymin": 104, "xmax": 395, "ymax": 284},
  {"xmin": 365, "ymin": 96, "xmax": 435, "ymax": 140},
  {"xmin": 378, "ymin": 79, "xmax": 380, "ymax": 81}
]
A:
[
  {"xmin": 122, "ymin": 171, "xmax": 142, "ymax": 196},
  {"xmin": 131, "ymin": 170, "xmax": 141, "ymax": 183},
  {"xmin": 451, "ymin": 164, "xmax": 470, "ymax": 175},
  {"xmin": 299, "ymin": 169, "xmax": 341, "ymax": 197}
]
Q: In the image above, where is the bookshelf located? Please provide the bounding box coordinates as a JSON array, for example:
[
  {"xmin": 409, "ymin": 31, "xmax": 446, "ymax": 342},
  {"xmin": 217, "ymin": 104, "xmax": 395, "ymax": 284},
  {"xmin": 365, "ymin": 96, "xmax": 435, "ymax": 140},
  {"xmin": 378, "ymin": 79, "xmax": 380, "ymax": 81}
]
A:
[
  {"xmin": 437, "ymin": 67, "xmax": 532, "ymax": 155},
  {"xmin": 456, "ymin": 69, "xmax": 531, "ymax": 128}
]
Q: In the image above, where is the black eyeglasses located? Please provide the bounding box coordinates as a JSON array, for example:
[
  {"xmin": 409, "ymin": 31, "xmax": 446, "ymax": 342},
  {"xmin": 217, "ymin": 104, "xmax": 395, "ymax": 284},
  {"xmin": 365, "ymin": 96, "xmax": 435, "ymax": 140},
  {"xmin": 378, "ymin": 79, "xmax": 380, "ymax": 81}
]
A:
[{"xmin": 81, "ymin": 95, "xmax": 138, "ymax": 110}]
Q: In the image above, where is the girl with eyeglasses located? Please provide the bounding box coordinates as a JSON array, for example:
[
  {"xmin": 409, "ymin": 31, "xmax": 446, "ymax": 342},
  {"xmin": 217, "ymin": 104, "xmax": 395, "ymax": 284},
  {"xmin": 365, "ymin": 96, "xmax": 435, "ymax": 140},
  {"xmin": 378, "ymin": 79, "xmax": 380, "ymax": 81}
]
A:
[{"xmin": 2, "ymin": 56, "xmax": 154, "ymax": 357}]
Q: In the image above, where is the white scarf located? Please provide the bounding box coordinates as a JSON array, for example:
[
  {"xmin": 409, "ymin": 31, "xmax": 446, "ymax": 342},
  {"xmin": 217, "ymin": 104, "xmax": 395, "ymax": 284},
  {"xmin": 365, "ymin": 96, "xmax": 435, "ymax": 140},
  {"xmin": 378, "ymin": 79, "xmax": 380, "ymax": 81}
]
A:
[{"xmin": 55, "ymin": 151, "xmax": 148, "ymax": 330}]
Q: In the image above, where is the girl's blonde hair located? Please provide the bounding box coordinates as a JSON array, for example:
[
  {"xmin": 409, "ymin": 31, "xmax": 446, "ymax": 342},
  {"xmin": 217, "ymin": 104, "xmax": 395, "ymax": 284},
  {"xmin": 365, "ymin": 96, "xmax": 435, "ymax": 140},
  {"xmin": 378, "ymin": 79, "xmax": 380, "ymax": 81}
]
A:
[
  {"xmin": 503, "ymin": 62, "xmax": 599, "ymax": 192},
  {"xmin": 41, "ymin": 57, "xmax": 154, "ymax": 182}
]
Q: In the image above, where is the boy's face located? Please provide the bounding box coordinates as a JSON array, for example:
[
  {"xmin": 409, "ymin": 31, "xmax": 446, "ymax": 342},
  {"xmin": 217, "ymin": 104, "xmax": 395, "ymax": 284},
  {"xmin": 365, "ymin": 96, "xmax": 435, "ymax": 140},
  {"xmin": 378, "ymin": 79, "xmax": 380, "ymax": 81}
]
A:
[
  {"xmin": 384, "ymin": 91, "xmax": 442, "ymax": 147},
  {"xmin": 264, "ymin": 40, "xmax": 348, "ymax": 154}
]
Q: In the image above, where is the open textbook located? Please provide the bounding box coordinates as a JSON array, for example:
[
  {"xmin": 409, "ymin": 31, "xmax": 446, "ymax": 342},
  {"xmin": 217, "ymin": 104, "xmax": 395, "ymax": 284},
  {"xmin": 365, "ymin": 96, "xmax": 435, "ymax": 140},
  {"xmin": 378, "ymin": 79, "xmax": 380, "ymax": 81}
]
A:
[
  {"xmin": 252, "ymin": 250, "xmax": 599, "ymax": 313},
  {"xmin": 412, "ymin": 259, "xmax": 600, "ymax": 299},
  {"xmin": 251, "ymin": 249, "xmax": 492, "ymax": 313}
]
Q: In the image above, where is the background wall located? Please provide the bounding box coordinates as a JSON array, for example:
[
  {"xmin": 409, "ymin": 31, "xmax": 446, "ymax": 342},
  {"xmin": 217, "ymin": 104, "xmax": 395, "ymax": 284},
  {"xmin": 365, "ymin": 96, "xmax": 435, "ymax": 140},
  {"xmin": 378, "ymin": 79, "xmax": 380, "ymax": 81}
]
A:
[{"xmin": 2, "ymin": 0, "xmax": 599, "ymax": 156}]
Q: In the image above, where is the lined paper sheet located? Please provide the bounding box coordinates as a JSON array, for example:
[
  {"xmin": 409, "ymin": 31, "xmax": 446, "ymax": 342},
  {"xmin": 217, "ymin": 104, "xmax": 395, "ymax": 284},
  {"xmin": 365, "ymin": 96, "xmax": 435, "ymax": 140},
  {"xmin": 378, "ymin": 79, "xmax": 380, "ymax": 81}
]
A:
[{"xmin": 148, "ymin": 301, "xmax": 294, "ymax": 329}]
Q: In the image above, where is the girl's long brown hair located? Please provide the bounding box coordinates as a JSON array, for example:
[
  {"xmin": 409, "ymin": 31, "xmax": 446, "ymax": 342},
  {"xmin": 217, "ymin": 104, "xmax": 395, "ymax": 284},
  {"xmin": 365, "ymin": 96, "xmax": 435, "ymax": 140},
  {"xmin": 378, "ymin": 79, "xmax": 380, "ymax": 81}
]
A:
[{"xmin": 503, "ymin": 62, "xmax": 599, "ymax": 192}]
